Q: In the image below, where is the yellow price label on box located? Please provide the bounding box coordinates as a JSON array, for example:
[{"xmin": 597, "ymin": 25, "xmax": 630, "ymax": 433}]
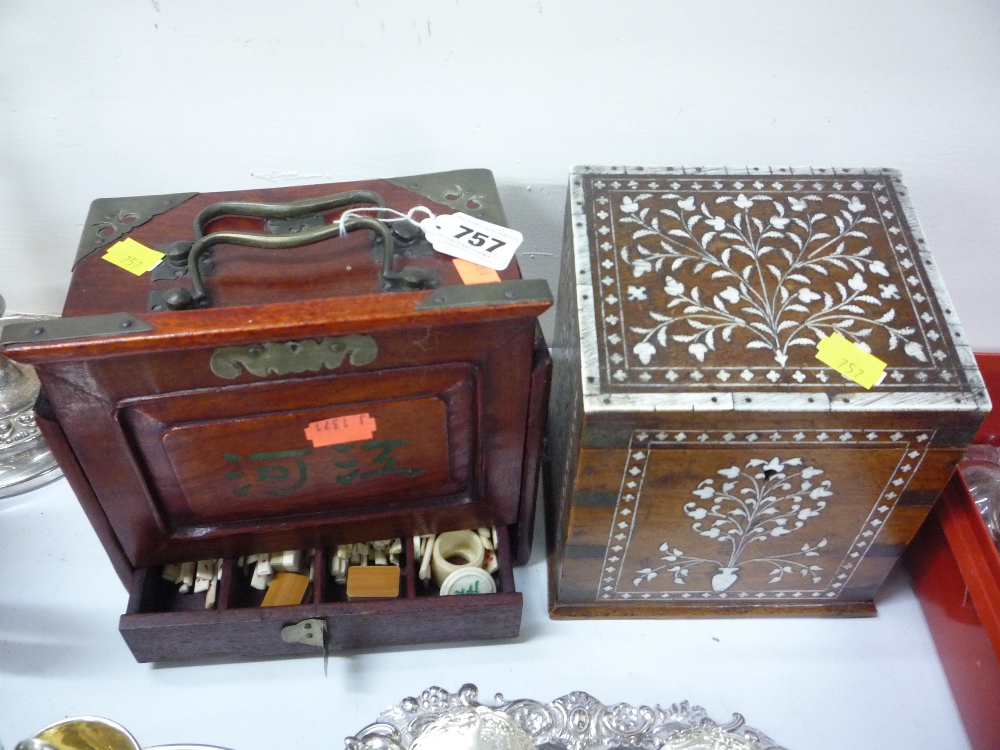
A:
[
  {"xmin": 815, "ymin": 333, "xmax": 887, "ymax": 390},
  {"xmin": 102, "ymin": 237, "xmax": 164, "ymax": 276}
]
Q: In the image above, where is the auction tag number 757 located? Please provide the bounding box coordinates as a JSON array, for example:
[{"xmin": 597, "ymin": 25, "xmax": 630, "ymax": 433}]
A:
[{"xmin": 420, "ymin": 213, "xmax": 523, "ymax": 271}]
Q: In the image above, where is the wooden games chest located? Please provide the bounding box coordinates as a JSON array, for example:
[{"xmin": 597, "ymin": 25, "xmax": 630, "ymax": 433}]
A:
[
  {"xmin": 546, "ymin": 166, "xmax": 988, "ymax": 617},
  {"xmin": 1, "ymin": 169, "xmax": 552, "ymax": 660}
]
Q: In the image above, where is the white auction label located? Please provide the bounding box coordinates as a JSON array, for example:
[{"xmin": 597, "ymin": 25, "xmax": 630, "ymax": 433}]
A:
[{"xmin": 420, "ymin": 213, "xmax": 522, "ymax": 270}]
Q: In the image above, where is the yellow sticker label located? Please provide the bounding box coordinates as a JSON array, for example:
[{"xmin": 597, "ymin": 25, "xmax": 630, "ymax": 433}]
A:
[
  {"xmin": 102, "ymin": 237, "xmax": 164, "ymax": 276},
  {"xmin": 815, "ymin": 333, "xmax": 887, "ymax": 390}
]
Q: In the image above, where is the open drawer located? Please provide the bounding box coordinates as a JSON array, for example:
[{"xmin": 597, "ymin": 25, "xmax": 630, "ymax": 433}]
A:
[{"xmin": 119, "ymin": 526, "xmax": 521, "ymax": 662}]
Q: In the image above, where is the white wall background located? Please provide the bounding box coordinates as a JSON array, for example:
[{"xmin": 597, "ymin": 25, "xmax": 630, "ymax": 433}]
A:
[{"xmin": 2, "ymin": 0, "xmax": 999, "ymax": 346}]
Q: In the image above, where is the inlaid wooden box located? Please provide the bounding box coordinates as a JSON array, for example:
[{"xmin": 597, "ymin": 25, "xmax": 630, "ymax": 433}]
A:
[
  {"xmin": 546, "ymin": 166, "xmax": 989, "ymax": 617},
  {"xmin": 1, "ymin": 169, "xmax": 552, "ymax": 660}
]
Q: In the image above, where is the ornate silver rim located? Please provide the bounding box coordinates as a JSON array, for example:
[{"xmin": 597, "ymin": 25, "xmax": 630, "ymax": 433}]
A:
[{"xmin": 346, "ymin": 684, "xmax": 787, "ymax": 750}]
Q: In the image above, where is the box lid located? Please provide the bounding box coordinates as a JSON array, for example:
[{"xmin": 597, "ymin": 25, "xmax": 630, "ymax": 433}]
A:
[
  {"xmin": 66, "ymin": 168, "xmax": 512, "ymax": 310},
  {"xmin": 2, "ymin": 170, "xmax": 552, "ymax": 360},
  {"xmin": 569, "ymin": 167, "xmax": 988, "ymax": 413}
]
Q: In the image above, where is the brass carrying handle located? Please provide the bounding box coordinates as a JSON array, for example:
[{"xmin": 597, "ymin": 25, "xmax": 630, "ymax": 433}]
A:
[
  {"xmin": 162, "ymin": 191, "xmax": 438, "ymax": 310},
  {"xmin": 191, "ymin": 189, "xmax": 387, "ymax": 240}
]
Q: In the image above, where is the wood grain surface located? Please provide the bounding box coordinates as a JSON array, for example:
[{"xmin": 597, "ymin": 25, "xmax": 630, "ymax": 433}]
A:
[
  {"xmin": 2, "ymin": 175, "xmax": 549, "ymax": 660},
  {"xmin": 547, "ymin": 168, "xmax": 988, "ymax": 617}
]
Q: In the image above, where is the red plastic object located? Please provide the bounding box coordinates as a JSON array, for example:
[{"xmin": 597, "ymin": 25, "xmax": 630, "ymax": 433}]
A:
[
  {"xmin": 972, "ymin": 352, "xmax": 1000, "ymax": 445},
  {"xmin": 908, "ymin": 352, "xmax": 1000, "ymax": 750}
]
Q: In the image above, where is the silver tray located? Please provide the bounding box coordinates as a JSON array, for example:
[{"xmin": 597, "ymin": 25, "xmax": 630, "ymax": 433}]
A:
[{"xmin": 346, "ymin": 685, "xmax": 786, "ymax": 750}]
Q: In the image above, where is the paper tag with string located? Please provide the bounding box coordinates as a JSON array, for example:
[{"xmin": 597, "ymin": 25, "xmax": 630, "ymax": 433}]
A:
[
  {"xmin": 419, "ymin": 213, "xmax": 522, "ymax": 270},
  {"xmin": 336, "ymin": 205, "xmax": 522, "ymax": 271}
]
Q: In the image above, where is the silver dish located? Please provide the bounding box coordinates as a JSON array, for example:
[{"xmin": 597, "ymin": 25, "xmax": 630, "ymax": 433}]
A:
[
  {"xmin": 346, "ymin": 684, "xmax": 786, "ymax": 750},
  {"xmin": 0, "ymin": 294, "xmax": 61, "ymax": 499}
]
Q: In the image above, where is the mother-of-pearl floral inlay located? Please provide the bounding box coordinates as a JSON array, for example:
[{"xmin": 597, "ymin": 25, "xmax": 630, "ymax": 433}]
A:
[
  {"xmin": 632, "ymin": 456, "xmax": 829, "ymax": 592},
  {"xmin": 597, "ymin": 428, "xmax": 932, "ymax": 602},
  {"xmin": 580, "ymin": 171, "xmax": 970, "ymax": 391},
  {"xmin": 620, "ymin": 190, "xmax": 919, "ymax": 368}
]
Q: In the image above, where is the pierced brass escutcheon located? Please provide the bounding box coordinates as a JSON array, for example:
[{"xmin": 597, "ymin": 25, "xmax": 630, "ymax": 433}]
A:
[{"xmin": 210, "ymin": 334, "xmax": 378, "ymax": 379}]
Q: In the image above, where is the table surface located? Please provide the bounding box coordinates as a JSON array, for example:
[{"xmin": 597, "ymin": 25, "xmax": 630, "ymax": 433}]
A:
[{"xmin": 0, "ymin": 476, "xmax": 971, "ymax": 750}]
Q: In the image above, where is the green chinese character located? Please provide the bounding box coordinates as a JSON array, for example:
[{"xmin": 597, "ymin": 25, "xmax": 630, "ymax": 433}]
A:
[
  {"xmin": 360, "ymin": 439, "xmax": 425, "ymax": 479},
  {"xmin": 223, "ymin": 450, "xmax": 311, "ymax": 497},
  {"xmin": 331, "ymin": 444, "xmax": 360, "ymax": 485}
]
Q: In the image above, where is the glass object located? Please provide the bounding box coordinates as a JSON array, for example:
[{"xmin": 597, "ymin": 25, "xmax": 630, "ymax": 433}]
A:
[
  {"xmin": 17, "ymin": 716, "xmax": 232, "ymax": 750},
  {"xmin": 959, "ymin": 444, "xmax": 1000, "ymax": 548},
  {"xmin": 0, "ymin": 293, "xmax": 61, "ymax": 498}
]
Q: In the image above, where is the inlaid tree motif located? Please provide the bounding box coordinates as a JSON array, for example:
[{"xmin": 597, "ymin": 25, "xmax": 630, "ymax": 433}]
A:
[
  {"xmin": 618, "ymin": 191, "xmax": 928, "ymax": 367},
  {"xmin": 633, "ymin": 457, "xmax": 829, "ymax": 592}
]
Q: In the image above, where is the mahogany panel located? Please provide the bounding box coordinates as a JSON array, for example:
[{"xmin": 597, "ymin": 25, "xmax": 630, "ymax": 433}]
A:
[
  {"xmin": 119, "ymin": 365, "xmax": 473, "ymax": 538},
  {"xmin": 512, "ymin": 329, "xmax": 552, "ymax": 565}
]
